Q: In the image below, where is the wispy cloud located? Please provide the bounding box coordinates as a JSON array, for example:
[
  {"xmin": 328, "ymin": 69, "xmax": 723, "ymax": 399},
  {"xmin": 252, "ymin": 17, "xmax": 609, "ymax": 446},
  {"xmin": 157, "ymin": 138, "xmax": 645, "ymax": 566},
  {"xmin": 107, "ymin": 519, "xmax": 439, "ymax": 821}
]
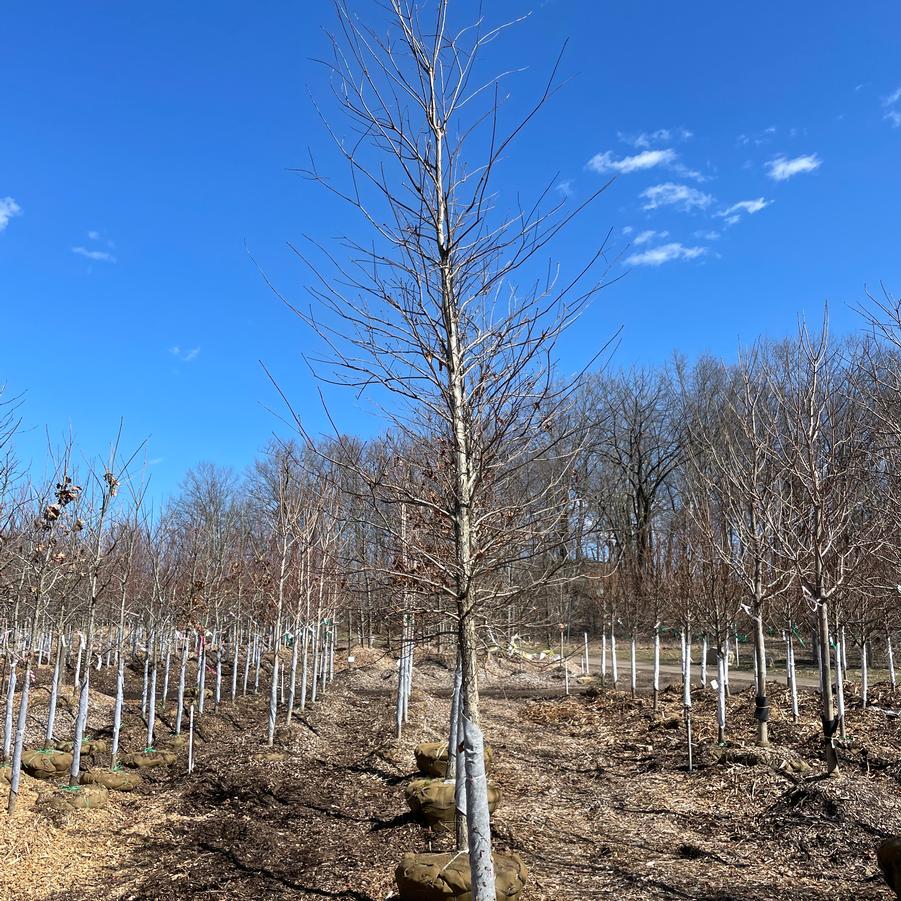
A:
[
  {"xmin": 737, "ymin": 126, "xmax": 777, "ymax": 147},
  {"xmin": 0, "ymin": 197, "xmax": 22, "ymax": 232},
  {"xmin": 694, "ymin": 230, "xmax": 721, "ymax": 241},
  {"xmin": 640, "ymin": 183, "xmax": 714, "ymax": 212},
  {"xmin": 556, "ymin": 179, "xmax": 573, "ymax": 197},
  {"xmin": 883, "ymin": 87, "xmax": 901, "ymax": 126},
  {"xmin": 625, "ymin": 242, "xmax": 707, "ymax": 267},
  {"xmin": 766, "ymin": 154, "xmax": 821, "ymax": 181},
  {"xmin": 618, "ymin": 127, "xmax": 693, "ymax": 149},
  {"xmin": 718, "ymin": 198, "xmax": 772, "ymax": 223},
  {"xmin": 587, "ymin": 148, "xmax": 677, "ymax": 175},
  {"xmin": 632, "ymin": 229, "xmax": 669, "ymax": 246},
  {"xmin": 170, "ymin": 345, "xmax": 200, "ymax": 363},
  {"xmin": 72, "ymin": 246, "xmax": 117, "ymax": 263}
]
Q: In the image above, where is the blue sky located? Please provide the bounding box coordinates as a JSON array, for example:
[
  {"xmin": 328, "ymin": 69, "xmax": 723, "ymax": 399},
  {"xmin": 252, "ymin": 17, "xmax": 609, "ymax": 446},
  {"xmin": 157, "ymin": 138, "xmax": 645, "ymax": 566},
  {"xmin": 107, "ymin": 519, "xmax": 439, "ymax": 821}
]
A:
[{"xmin": 2, "ymin": 2, "xmax": 900, "ymax": 500}]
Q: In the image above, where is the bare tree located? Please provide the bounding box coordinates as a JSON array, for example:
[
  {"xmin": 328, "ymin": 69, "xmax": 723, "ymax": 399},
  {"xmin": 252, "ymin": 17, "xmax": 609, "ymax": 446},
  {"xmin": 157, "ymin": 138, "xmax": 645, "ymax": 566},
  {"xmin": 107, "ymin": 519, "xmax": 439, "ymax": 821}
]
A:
[{"xmin": 268, "ymin": 1, "xmax": 612, "ymax": 886}]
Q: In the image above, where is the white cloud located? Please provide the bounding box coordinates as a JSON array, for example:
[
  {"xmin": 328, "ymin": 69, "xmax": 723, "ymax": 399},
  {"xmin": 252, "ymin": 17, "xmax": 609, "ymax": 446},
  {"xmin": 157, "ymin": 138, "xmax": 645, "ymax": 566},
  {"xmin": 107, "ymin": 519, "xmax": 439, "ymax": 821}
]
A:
[
  {"xmin": 170, "ymin": 345, "xmax": 200, "ymax": 363},
  {"xmin": 556, "ymin": 179, "xmax": 573, "ymax": 197},
  {"xmin": 621, "ymin": 225, "xmax": 633, "ymax": 235},
  {"xmin": 88, "ymin": 230, "xmax": 101, "ymax": 241},
  {"xmin": 618, "ymin": 127, "xmax": 693, "ymax": 149},
  {"xmin": 694, "ymin": 230, "xmax": 721, "ymax": 241},
  {"xmin": 886, "ymin": 109, "xmax": 901, "ymax": 128},
  {"xmin": 766, "ymin": 154, "xmax": 821, "ymax": 181},
  {"xmin": 883, "ymin": 86, "xmax": 901, "ymax": 107},
  {"xmin": 587, "ymin": 148, "xmax": 677, "ymax": 175},
  {"xmin": 640, "ymin": 182, "xmax": 714, "ymax": 211},
  {"xmin": 0, "ymin": 197, "xmax": 22, "ymax": 232},
  {"xmin": 738, "ymin": 127, "xmax": 777, "ymax": 147},
  {"xmin": 72, "ymin": 246, "xmax": 116, "ymax": 263},
  {"xmin": 632, "ymin": 229, "xmax": 669, "ymax": 246},
  {"xmin": 73, "ymin": 246, "xmax": 115, "ymax": 263},
  {"xmin": 719, "ymin": 197, "xmax": 772, "ymax": 220},
  {"xmin": 625, "ymin": 242, "xmax": 707, "ymax": 267}
]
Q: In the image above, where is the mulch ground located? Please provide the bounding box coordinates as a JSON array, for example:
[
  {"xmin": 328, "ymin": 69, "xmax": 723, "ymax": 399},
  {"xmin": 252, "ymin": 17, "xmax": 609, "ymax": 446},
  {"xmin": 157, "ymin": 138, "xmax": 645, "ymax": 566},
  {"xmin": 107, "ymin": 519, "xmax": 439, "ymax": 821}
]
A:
[{"xmin": 0, "ymin": 648, "xmax": 899, "ymax": 900}]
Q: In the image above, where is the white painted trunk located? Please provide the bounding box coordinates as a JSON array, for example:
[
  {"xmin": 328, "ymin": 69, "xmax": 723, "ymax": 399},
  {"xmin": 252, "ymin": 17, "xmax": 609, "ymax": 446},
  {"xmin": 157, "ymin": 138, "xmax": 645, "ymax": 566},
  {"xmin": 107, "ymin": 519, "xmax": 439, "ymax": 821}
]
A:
[
  {"xmin": 462, "ymin": 716, "xmax": 496, "ymax": 901},
  {"xmin": 700, "ymin": 636, "xmax": 708, "ymax": 688}
]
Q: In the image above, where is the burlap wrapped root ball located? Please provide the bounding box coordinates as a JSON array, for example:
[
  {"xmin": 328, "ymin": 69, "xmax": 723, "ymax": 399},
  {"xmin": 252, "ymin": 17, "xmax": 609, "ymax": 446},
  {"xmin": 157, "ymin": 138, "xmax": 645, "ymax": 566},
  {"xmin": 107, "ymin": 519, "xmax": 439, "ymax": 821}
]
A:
[
  {"xmin": 404, "ymin": 778, "xmax": 500, "ymax": 828},
  {"xmin": 120, "ymin": 749, "xmax": 177, "ymax": 769},
  {"xmin": 395, "ymin": 851, "xmax": 527, "ymax": 901},
  {"xmin": 47, "ymin": 783, "xmax": 110, "ymax": 812},
  {"xmin": 21, "ymin": 748, "xmax": 73, "ymax": 779},
  {"xmin": 414, "ymin": 742, "xmax": 493, "ymax": 778},
  {"xmin": 81, "ymin": 767, "xmax": 142, "ymax": 791},
  {"xmin": 55, "ymin": 739, "xmax": 108, "ymax": 756}
]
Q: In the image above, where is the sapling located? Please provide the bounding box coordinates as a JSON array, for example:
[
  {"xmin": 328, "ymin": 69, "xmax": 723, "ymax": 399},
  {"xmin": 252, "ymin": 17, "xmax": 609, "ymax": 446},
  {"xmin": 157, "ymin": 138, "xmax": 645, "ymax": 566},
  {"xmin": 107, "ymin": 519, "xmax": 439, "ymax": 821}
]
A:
[
  {"xmin": 716, "ymin": 649, "xmax": 727, "ymax": 744},
  {"xmin": 242, "ymin": 631, "xmax": 251, "ymax": 695},
  {"xmin": 630, "ymin": 635, "xmax": 637, "ymax": 698},
  {"xmin": 197, "ymin": 633, "xmax": 207, "ymax": 715},
  {"xmin": 8, "ymin": 652, "xmax": 34, "ymax": 814},
  {"xmin": 835, "ymin": 637, "xmax": 846, "ymax": 740},
  {"xmin": 683, "ymin": 637, "xmax": 693, "ymax": 772},
  {"xmin": 889, "ymin": 631, "xmax": 897, "ymax": 690},
  {"xmin": 600, "ymin": 631, "xmax": 607, "ymax": 686},
  {"xmin": 187, "ymin": 702, "xmax": 195, "ymax": 774},
  {"xmin": 147, "ymin": 637, "xmax": 158, "ymax": 749},
  {"xmin": 230, "ymin": 628, "xmax": 239, "ymax": 704},
  {"xmin": 652, "ymin": 623, "xmax": 661, "ymax": 711},
  {"xmin": 861, "ymin": 640, "xmax": 869, "ymax": 708},
  {"xmin": 2, "ymin": 658, "xmax": 16, "ymax": 763},
  {"xmin": 253, "ymin": 632, "xmax": 261, "ymax": 694},
  {"xmin": 162, "ymin": 634, "xmax": 172, "ymax": 704},
  {"xmin": 141, "ymin": 651, "xmax": 149, "ymax": 717},
  {"xmin": 44, "ymin": 630, "xmax": 63, "ymax": 745},
  {"xmin": 299, "ymin": 624, "xmax": 310, "ymax": 711},
  {"xmin": 787, "ymin": 631, "xmax": 799, "ymax": 722},
  {"xmin": 700, "ymin": 635, "xmax": 708, "ymax": 688},
  {"xmin": 610, "ymin": 620, "xmax": 619, "ymax": 688},
  {"xmin": 175, "ymin": 635, "xmax": 188, "ymax": 735},
  {"xmin": 214, "ymin": 644, "xmax": 223, "ymax": 711}
]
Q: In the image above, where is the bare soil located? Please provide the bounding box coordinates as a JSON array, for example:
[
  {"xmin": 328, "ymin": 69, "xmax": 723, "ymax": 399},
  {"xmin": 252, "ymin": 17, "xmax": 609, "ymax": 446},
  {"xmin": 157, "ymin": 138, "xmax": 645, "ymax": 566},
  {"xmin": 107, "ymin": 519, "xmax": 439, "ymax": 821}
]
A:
[{"xmin": 0, "ymin": 648, "xmax": 899, "ymax": 901}]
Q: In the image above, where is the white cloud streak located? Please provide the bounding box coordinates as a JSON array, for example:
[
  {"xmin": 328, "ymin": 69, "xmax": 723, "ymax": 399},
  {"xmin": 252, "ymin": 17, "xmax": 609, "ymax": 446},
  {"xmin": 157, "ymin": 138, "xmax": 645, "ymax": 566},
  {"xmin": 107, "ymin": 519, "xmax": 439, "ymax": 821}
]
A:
[
  {"xmin": 766, "ymin": 154, "xmax": 821, "ymax": 181},
  {"xmin": 619, "ymin": 127, "xmax": 693, "ymax": 149},
  {"xmin": 625, "ymin": 242, "xmax": 707, "ymax": 267},
  {"xmin": 883, "ymin": 86, "xmax": 901, "ymax": 107},
  {"xmin": 587, "ymin": 148, "xmax": 677, "ymax": 175},
  {"xmin": 632, "ymin": 229, "xmax": 669, "ymax": 246},
  {"xmin": 170, "ymin": 345, "xmax": 200, "ymax": 363},
  {"xmin": 640, "ymin": 182, "xmax": 714, "ymax": 211},
  {"xmin": 0, "ymin": 197, "xmax": 22, "ymax": 232},
  {"xmin": 72, "ymin": 246, "xmax": 116, "ymax": 263},
  {"xmin": 718, "ymin": 198, "xmax": 772, "ymax": 223}
]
